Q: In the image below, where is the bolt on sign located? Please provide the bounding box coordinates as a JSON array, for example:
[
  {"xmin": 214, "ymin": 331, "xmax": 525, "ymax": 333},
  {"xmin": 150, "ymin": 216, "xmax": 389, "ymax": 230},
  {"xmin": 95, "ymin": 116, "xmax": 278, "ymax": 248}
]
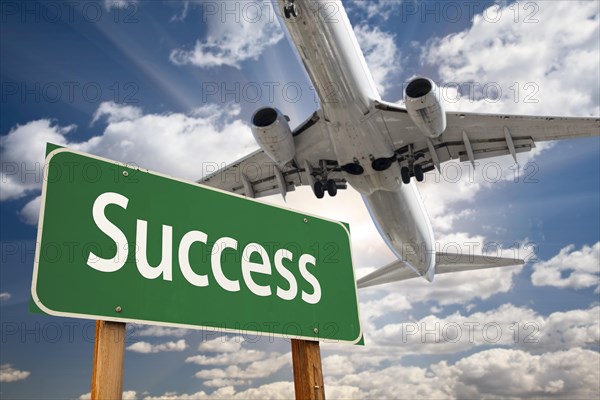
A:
[{"xmin": 31, "ymin": 145, "xmax": 362, "ymax": 344}]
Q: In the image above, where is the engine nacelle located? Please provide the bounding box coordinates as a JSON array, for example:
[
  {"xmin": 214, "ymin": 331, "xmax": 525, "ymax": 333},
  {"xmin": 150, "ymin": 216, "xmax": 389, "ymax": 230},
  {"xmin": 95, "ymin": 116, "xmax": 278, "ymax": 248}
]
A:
[
  {"xmin": 404, "ymin": 77, "xmax": 447, "ymax": 138},
  {"xmin": 251, "ymin": 107, "xmax": 296, "ymax": 166}
]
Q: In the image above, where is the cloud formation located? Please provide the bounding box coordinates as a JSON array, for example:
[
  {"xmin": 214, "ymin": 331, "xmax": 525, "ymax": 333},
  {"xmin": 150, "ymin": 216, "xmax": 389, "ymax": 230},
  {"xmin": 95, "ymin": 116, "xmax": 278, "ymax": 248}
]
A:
[
  {"xmin": 194, "ymin": 352, "xmax": 291, "ymax": 387},
  {"xmin": 532, "ymin": 242, "xmax": 600, "ymax": 291},
  {"xmin": 197, "ymin": 337, "xmax": 245, "ymax": 353},
  {"xmin": 82, "ymin": 347, "xmax": 599, "ymax": 399},
  {"xmin": 354, "ymin": 24, "xmax": 401, "ymax": 95},
  {"xmin": 132, "ymin": 325, "xmax": 190, "ymax": 338},
  {"xmin": 423, "ymin": 1, "xmax": 600, "ymax": 116},
  {"xmin": 0, "ymin": 102, "xmax": 257, "ymax": 224},
  {"xmin": 170, "ymin": 1, "xmax": 284, "ymax": 69},
  {"xmin": 103, "ymin": 0, "xmax": 138, "ymax": 11},
  {"xmin": 126, "ymin": 339, "xmax": 188, "ymax": 354},
  {"xmin": 0, "ymin": 364, "xmax": 30, "ymax": 383}
]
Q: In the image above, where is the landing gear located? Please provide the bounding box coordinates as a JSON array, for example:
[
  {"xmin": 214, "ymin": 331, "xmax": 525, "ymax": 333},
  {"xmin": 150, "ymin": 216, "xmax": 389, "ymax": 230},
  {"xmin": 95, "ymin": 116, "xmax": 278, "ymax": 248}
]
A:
[
  {"xmin": 396, "ymin": 144, "xmax": 426, "ymax": 184},
  {"xmin": 400, "ymin": 164, "xmax": 424, "ymax": 184},
  {"xmin": 313, "ymin": 180, "xmax": 337, "ymax": 199},
  {"xmin": 401, "ymin": 166, "xmax": 411, "ymax": 184},
  {"xmin": 283, "ymin": 1, "xmax": 297, "ymax": 18},
  {"xmin": 313, "ymin": 181, "xmax": 325, "ymax": 199},
  {"xmin": 306, "ymin": 159, "xmax": 343, "ymax": 199},
  {"xmin": 326, "ymin": 180, "xmax": 337, "ymax": 197},
  {"xmin": 414, "ymin": 164, "xmax": 424, "ymax": 182}
]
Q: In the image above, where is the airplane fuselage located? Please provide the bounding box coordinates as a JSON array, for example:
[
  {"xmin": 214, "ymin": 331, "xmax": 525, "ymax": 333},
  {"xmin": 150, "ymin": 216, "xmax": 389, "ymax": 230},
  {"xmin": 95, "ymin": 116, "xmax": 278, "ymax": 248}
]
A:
[{"xmin": 279, "ymin": 0, "xmax": 436, "ymax": 279}]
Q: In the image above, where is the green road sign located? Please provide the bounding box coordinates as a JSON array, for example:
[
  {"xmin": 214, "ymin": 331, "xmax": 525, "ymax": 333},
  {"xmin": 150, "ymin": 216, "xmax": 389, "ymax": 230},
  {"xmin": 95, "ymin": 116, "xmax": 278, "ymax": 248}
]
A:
[{"xmin": 31, "ymin": 146, "xmax": 362, "ymax": 344}]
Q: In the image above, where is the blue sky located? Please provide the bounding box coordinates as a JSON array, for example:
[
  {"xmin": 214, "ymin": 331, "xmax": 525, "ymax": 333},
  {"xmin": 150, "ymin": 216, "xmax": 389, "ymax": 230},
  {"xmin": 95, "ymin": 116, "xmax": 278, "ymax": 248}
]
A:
[{"xmin": 1, "ymin": 0, "xmax": 599, "ymax": 398}]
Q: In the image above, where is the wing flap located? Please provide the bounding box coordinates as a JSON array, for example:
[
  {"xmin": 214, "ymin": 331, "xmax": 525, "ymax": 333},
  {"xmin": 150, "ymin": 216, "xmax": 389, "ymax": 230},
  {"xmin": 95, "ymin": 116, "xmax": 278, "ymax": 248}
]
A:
[
  {"xmin": 444, "ymin": 113, "xmax": 600, "ymax": 142},
  {"xmin": 375, "ymin": 106, "xmax": 598, "ymax": 170},
  {"xmin": 449, "ymin": 137, "xmax": 536, "ymax": 163}
]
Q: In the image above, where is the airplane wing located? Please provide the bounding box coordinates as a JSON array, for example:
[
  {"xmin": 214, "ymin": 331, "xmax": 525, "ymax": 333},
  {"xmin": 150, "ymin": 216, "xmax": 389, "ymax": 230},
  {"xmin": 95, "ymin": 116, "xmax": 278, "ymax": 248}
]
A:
[
  {"xmin": 200, "ymin": 102, "xmax": 598, "ymax": 196},
  {"xmin": 357, "ymin": 252, "xmax": 524, "ymax": 289},
  {"xmin": 199, "ymin": 111, "xmax": 346, "ymax": 198},
  {"xmin": 371, "ymin": 101, "xmax": 600, "ymax": 173}
]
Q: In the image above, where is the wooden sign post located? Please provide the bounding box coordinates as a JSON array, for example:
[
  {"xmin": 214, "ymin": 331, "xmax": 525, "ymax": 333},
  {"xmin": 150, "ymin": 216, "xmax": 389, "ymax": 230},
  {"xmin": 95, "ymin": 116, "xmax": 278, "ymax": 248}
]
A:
[
  {"xmin": 91, "ymin": 321, "xmax": 126, "ymax": 400},
  {"xmin": 291, "ymin": 339, "xmax": 325, "ymax": 400}
]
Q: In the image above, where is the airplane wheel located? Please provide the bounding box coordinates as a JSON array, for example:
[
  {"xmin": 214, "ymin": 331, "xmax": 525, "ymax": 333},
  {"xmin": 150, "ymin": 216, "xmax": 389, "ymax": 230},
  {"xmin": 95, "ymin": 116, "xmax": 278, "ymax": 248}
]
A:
[
  {"xmin": 290, "ymin": 4, "xmax": 298, "ymax": 17},
  {"xmin": 414, "ymin": 164, "xmax": 424, "ymax": 182},
  {"xmin": 326, "ymin": 180, "xmax": 337, "ymax": 197},
  {"xmin": 401, "ymin": 167, "xmax": 411, "ymax": 184},
  {"xmin": 314, "ymin": 181, "xmax": 325, "ymax": 199},
  {"xmin": 284, "ymin": 6, "xmax": 290, "ymax": 18}
]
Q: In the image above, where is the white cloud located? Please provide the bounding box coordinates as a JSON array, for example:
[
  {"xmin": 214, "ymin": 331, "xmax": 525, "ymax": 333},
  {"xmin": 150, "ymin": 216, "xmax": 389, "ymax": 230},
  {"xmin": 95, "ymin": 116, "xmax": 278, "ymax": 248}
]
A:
[
  {"xmin": 417, "ymin": 142, "xmax": 553, "ymax": 233},
  {"xmin": 203, "ymin": 379, "xmax": 248, "ymax": 388},
  {"xmin": 135, "ymin": 346, "xmax": 600, "ymax": 398},
  {"xmin": 194, "ymin": 352, "xmax": 290, "ymax": 382},
  {"xmin": 534, "ymin": 307, "xmax": 600, "ymax": 352},
  {"xmin": 384, "ymin": 257, "xmax": 522, "ymax": 306},
  {"xmin": 143, "ymin": 382, "xmax": 294, "ymax": 400},
  {"xmin": 369, "ymin": 304, "xmax": 599, "ymax": 355},
  {"xmin": 126, "ymin": 339, "xmax": 188, "ymax": 353},
  {"xmin": 532, "ymin": 242, "xmax": 600, "ymax": 291},
  {"xmin": 0, "ymin": 102, "xmax": 257, "ymax": 224},
  {"xmin": 186, "ymin": 349, "xmax": 266, "ymax": 366},
  {"xmin": 0, "ymin": 292, "xmax": 11, "ymax": 301},
  {"xmin": 170, "ymin": 1, "xmax": 284, "ymax": 69},
  {"xmin": 103, "ymin": 0, "xmax": 137, "ymax": 11},
  {"xmin": 197, "ymin": 337, "xmax": 245, "ymax": 353},
  {"xmin": 79, "ymin": 390, "xmax": 137, "ymax": 400},
  {"xmin": 423, "ymin": 1, "xmax": 600, "ymax": 116},
  {"xmin": 91, "ymin": 101, "xmax": 143, "ymax": 125},
  {"xmin": 322, "ymin": 354, "xmax": 356, "ymax": 376},
  {"xmin": 354, "ymin": 24, "xmax": 401, "ymax": 95},
  {"xmin": 445, "ymin": 347, "xmax": 599, "ymax": 399},
  {"xmin": 82, "ymin": 346, "xmax": 600, "ymax": 399},
  {"xmin": 132, "ymin": 325, "xmax": 190, "ymax": 338},
  {"xmin": 0, "ymin": 120, "xmax": 72, "ymax": 201},
  {"xmin": 327, "ymin": 347, "xmax": 599, "ymax": 399},
  {"xmin": 359, "ymin": 291, "xmax": 412, "ymax": 325},
  {"xmin": 18, "ymin": 195, "xmax": 41, "ymax": 225},
  {"xmin": 123, "ymin": 391, "xmax": 138, "ymax": 400},
  {"xmin": 0, "ymin": 364, "xmax": 30, "ymax": 382}
]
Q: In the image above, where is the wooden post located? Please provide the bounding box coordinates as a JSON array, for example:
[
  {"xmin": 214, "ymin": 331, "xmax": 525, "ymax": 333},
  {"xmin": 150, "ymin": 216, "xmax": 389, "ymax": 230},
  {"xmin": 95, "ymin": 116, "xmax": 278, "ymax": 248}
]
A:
[
  {"xmin": 291, "ymin": 339, "xmax": 325, "ymax": 400},
  {"xmin": 91, "ymin": 321, "xmax": 126, "ymax": 400}
]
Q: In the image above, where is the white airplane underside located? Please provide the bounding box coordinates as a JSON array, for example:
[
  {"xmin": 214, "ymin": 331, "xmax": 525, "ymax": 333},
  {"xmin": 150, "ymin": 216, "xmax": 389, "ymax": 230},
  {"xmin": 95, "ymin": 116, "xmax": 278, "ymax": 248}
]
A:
[{"xmin": 200, "ymin": 0, "xmax": 600, "ymax": 287}]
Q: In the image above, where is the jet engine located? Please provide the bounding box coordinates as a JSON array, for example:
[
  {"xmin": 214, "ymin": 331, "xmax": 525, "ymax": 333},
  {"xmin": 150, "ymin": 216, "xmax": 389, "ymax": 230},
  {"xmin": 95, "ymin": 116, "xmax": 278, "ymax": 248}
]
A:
[
  {"xmin": 251, "ymin": 107, "xmax": 296, "ymax": 166},
  {"xmin": 404, "ymin": 77, "xmax": 447, "ymax": 138}
]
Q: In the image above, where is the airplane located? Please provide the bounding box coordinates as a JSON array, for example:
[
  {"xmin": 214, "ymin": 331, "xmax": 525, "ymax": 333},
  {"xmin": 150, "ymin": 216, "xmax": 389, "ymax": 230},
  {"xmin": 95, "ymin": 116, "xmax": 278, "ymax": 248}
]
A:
[{"xmin": 200, "ymin": 0, "xmax": 600, "ymax": 288}]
